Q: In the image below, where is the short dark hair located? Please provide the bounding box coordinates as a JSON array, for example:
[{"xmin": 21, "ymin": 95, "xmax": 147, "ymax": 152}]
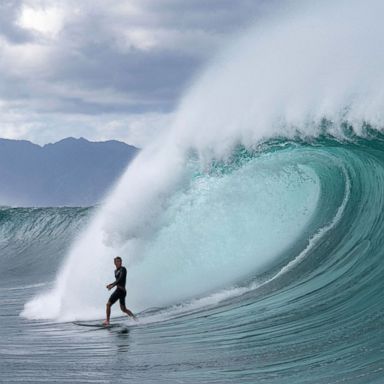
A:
[{"xmin": 114, "ymin": 256, "xmax": 122, "ymax": 262}]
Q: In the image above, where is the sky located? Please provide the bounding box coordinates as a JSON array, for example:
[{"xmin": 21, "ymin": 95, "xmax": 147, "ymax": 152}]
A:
[{"xmin": 0, "ymin": 0, "xmax": 282, "ymax": 147}]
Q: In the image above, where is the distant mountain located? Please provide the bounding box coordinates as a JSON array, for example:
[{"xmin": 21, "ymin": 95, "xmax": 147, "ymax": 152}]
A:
[{"xmin": 0, "ymin": 137, "xmax": 139, "ymax": 207}]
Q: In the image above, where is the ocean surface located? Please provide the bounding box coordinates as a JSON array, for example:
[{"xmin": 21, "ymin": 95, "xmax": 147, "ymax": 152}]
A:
[{"xmin": 2, "ymin": 135, "xmax": 384, "ymax": 383}]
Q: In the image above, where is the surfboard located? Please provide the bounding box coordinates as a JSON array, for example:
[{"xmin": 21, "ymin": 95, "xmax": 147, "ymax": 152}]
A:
[{"xmin": 73, "ymin": 321, "xmax": 122, "ymax": 329}]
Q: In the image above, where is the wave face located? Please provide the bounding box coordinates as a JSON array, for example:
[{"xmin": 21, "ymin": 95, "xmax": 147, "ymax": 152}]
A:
[
  {"xmin": 11, "ymin": 0, "xmax": 384, "ymax": 381},
  {"xmin": 0, "ymin": 207, "xmax": 91, "ymax": 288}
]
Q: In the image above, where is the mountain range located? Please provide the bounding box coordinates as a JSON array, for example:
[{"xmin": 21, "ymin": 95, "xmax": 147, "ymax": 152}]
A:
[{"xmin": 0, "ymin": 137, "xmax": 139, "ymax": 207}]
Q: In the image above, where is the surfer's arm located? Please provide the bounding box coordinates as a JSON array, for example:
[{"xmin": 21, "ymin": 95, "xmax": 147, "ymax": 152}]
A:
[{"xmin": 106, "ymin": 280, "xmax": 118, "ymax": 290}]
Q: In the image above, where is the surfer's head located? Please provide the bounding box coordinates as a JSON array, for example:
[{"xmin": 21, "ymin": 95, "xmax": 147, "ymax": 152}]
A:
[{"xmin": 114, "ymin": 256, "xmax": 122, "ymax": 268}]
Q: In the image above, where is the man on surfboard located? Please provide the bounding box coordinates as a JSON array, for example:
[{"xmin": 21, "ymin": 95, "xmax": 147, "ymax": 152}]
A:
[{"xmin": 103, "ymin": 256, "xmax": 136, "ymax": 325}]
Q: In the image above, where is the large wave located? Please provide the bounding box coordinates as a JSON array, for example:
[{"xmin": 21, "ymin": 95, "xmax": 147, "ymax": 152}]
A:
[{"xmin": 22, "ymin": 0, "xmax": 384, "ymax": 321}]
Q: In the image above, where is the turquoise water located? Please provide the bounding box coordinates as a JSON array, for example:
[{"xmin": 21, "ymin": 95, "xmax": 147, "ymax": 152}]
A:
[{"xmin": 2, "ymin": 135, "xmax": 384, "ymax": 383}]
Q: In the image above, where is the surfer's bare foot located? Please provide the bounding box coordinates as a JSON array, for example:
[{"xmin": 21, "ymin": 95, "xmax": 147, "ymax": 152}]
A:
[{"xmin": 102, "ymin": 320, "xmax": 110, "ymax": 326}]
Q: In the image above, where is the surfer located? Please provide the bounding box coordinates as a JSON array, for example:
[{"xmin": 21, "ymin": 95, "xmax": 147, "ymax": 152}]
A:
[{"xmin": 103, "ymin": 256, "xmax": 136, "ymax": 325}]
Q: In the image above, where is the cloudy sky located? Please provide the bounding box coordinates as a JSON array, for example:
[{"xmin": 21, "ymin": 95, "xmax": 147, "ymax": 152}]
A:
[{"xmin": 0, "ymin": 0, "xmax": 283, "ymax": 147}]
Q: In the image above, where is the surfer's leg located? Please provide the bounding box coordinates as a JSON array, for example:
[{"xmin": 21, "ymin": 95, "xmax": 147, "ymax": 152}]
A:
[
  {"xmin": 119, "ymin": 293, "xmax": 136, "ymax": 319},
  {"xmin": 120, "ymin": 303, "xmax": 136, "ymax": 319},
  {"xmin": 104, "ymin": 290, "xmax": 119, "ymax": 325},
  {"xmin": 103, "ymin": 301, "xmax": 112, "ymax": 325}
]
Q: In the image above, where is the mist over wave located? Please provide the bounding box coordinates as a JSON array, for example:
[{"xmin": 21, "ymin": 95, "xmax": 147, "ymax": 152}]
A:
[
  {"xmin": 173, "ymin": 0, "xmax": 384, "ymax": 157},
  {"xmin": 22, "ymin": 0, "xmax": 384, "ymax": 321}
]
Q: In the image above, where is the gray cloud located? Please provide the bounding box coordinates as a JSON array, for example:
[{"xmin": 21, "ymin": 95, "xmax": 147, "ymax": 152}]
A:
[
  {"xmin": 0, "ymin": 0, "xmax": 32, "ymax": 43},
  {"xmin": 0, "ymin": 0, "xmax": 282, "ymax": 146}
]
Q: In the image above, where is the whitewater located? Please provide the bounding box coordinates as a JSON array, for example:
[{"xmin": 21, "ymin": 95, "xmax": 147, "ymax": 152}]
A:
[{"xmin": 2, "ymin": 0, "xmax": 384, "ymax": 382}]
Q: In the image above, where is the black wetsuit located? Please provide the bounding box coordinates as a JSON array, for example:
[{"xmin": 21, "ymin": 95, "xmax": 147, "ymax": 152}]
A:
[{"xmin": 108, "ymin": 266, "xmax": 127, "ymax": 306}]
